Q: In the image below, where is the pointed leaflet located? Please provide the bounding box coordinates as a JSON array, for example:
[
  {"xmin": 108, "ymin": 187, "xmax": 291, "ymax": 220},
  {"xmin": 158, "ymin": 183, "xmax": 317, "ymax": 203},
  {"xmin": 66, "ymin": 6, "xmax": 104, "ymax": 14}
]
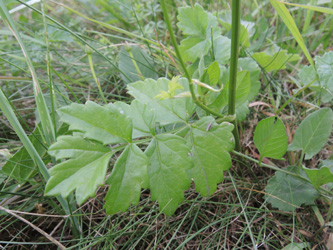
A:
[
  {"xmin": 127, "ymin": 78, "xmax": 195, "ymax": 125},
  {"xmin": 288, "ymin": 108, "xmax": 333, "ymax": 160},
  {"xmin": 185, "ymin": 117, "xmax": 234, "ymax": 196},
  {"xmin": 145, "ymin": 134, "xmax": 193, "ymax": 216},
  {"xmin": 114, "ymin": 100, "xmax": 156, "ymax": 138},
  {"xmin": 105, "ymin": 144, "xmax": 149, "ymax": 214},
  {"xmin": 265, "ymin": 166, "xmax": 319, "ymax": 211},
  {"xmin": 45, "ymin": 135, "xmax": 113, "ymax": 204},
  {"xmin": 254, "ymin": 117, "xmax": 288, "ymax": 161},
  {"xmin": 57, "ymin": 101, "xmax": 132, "ymax": 144}
]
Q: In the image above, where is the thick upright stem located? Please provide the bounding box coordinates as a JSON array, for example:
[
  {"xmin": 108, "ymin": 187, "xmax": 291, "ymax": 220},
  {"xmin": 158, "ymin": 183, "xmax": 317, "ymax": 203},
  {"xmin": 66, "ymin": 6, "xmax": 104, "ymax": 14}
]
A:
[{"xmin": 228, "ymin": 0, "xmax": 241, "ymax": 151}]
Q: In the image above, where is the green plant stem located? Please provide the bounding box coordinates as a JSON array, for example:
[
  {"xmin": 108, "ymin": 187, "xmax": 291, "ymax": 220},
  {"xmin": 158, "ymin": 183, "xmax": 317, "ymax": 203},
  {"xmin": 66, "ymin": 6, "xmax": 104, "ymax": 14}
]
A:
[
  {"xmin": 41, "ymin": 0, "xmax": 57, "ymax": 138},
  {"xmin": 86, "ymin": 47, "xmax": 107, "ymax": 104},
  {"xmin": 228, "ymin": 0, "xmax": 241, "ymax": 151},
  {"xmin": 126, "ymin": 46, "xmax": 145, "ymax": 81},
  {"xmin": 160, "ymin": 0, "xmax": 234, "ymax": 122}
]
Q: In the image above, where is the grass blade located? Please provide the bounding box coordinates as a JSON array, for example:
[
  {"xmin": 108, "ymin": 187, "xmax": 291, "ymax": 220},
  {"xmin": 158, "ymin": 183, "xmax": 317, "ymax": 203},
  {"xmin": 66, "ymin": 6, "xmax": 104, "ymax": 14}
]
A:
[
  {"xmin": 0, "ymin": 88, "xmax": 81, "ymax": 236},
  {"xmin": 0, "ymin": 89, "xmax": 50, "ymax": 180},
  {"xmin": 0, "ymin": 1, "xmax": 55, "ymax": 145},
  {"xmin": 281, "ymin": 1, "xmax": 333, "ymax": 15},
  {"xmin": 269, "ymin": 0, "xmax": 315, "ymax": 68}
]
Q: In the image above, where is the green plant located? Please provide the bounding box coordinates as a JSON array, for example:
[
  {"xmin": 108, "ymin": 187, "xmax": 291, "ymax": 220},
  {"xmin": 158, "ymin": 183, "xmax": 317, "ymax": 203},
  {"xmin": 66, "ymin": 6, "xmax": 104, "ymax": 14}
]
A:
[
  {"xmin": 40, "ymin": 0, "xmax": 260, "ymax": 216},
  {"xmin": 1, "ymin": 2, "xmax": 332, "ymax": 248},
  {"xmin": 42, "ymin": 1, "xmax": 333, "ymax": 217}
]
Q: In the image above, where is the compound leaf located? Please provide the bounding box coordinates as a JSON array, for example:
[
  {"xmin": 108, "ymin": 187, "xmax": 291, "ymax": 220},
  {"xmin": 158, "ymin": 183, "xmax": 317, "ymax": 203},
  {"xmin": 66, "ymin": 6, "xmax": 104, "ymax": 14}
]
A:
[
  {"xmin": 127, "ymin": 78, "xmax": 195, "ymax": 125},
  {"xmin": 179, "ymin": 36, "xmax": 211, "ymax": 63},
  {"xmin": 45, "ymin": 135, "xmax": 113, "ymax": 205},
  {"xmin": 145, "ymin": 134, "xmax": 193, "ymax": 216},
  {"xmin": 58, "ymin": 101, "xmax": 133, "ymax": 144},
  {"xmin": 177, "ymin": 3, "xmax": 216, "ymax": 37},
  {"xmin": 177, "ymin": 4, "xmax": 220, "ymax": 62},
  {"xmin": 114, "ymin": 100, "xmax": 156, "ymax": 138},
  {"xmin": 265, "ymin": 166, "xmax": 319, "ymax": 211},
  {"xmin": 186, "ymin": 117, "xmax": 234, "ymax": 196},
  {"xmin": 105, "ymin": 144, "xmax": 149, "ymax": 214},
  {"xmin": 254, "ymin": 117, "xmax": 288, "ymax": 161},
  {"xmin": 288, "ymin": 108, "xmax": 333, "ymax": 160}
]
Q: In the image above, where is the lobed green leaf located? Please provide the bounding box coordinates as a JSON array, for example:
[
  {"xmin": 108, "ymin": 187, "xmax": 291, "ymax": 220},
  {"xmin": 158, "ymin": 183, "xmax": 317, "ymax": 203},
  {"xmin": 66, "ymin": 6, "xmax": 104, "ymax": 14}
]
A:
[
  {"xmin": 57, "ymin": 101, "xmax": 133, "ymax": 144},
  {"xmin": 186, "ymin": 117, "xmax": 234, "ymax": 196},
  {"xmin": 145, "ymin": 134, "xmax": 193, "ymax": 216},
  {"xmin": 105, "ymin": 144, "xmax": 149, "ymax": 214},
  {"xmin": 114, "ymin": 100, "xmax": 156, "ymax": 138},
  {"xmin": 127, "ymin": 78, "xmax": 195, "ymax": 125},
  {"xmin": 45, "ymin": 135, "xmax": 113, "ymax": 204},
  {"xmin": 177, "ymin": 4, "xmax": 221, "ymax": 63}
]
